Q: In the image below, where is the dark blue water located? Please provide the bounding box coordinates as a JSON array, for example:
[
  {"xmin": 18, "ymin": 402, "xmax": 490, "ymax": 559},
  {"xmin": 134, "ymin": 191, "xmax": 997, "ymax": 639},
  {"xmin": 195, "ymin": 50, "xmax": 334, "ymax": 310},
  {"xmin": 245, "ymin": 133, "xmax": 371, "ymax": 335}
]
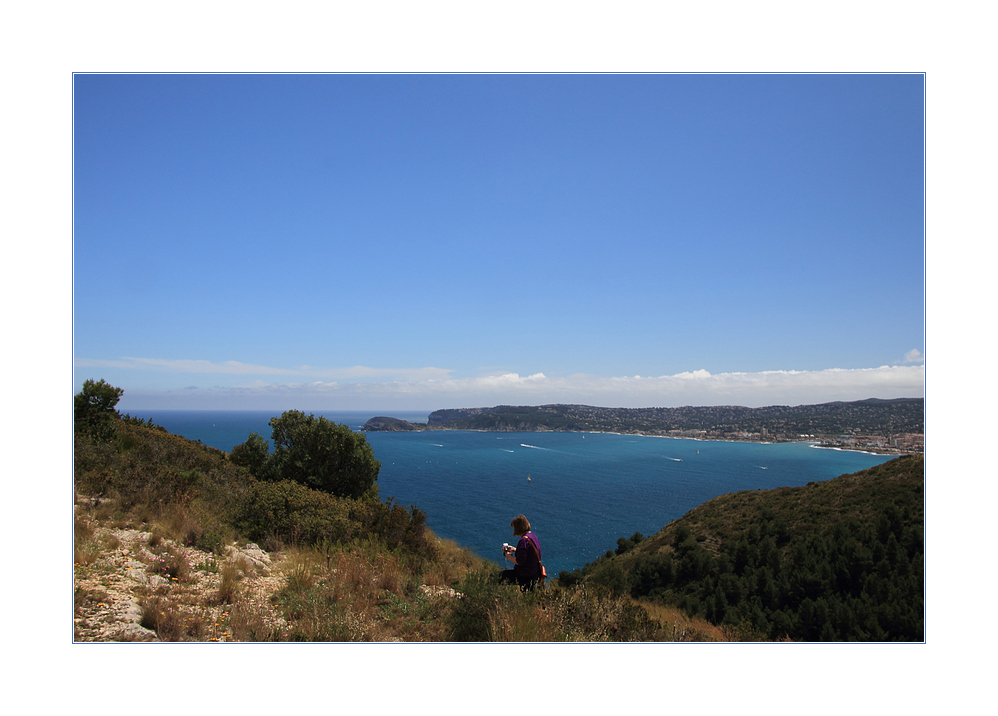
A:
[{"xmin": 138, "ymin": 410, "xmax": 896, "ymax": 576}]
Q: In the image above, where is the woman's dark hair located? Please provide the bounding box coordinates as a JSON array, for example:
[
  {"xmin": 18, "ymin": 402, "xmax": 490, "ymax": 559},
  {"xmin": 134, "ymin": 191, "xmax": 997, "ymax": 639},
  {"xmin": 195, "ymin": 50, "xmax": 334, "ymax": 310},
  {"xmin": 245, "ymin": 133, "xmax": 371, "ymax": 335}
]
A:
[{"xmin": 510, "ymin": 514, "xmax": 531, "ymax": 535}]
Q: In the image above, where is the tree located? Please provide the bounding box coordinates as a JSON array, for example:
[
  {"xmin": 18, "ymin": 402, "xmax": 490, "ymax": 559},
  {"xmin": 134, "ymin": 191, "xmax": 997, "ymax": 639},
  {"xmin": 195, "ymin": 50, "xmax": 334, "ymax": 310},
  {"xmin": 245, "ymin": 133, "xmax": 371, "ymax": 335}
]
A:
[
  {"xmin": 615, "ymin": 531, "xmax": 645, "ymax": 555},
  {"xmin": 74, "ymin": 378, "xmax": 123, "ymax": 416},
  {"xmin": 229, "ymin": 432, "xmax": 270, "ymax": 476},
  {"xmin": 74, "ymin": 378, "xmax": 124, "ymax": 442},
  {"xmin": 263, "ymin": 410, "xmax": 380, "ymax": 499}
]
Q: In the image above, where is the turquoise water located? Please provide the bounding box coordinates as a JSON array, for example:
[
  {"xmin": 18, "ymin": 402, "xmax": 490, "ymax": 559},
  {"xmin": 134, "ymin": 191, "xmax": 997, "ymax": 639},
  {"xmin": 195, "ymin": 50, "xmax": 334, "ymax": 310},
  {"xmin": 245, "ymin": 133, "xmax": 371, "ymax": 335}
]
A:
[{"xmin": 138, "ymin": 410, "xmax": 896, "ymax": 576}]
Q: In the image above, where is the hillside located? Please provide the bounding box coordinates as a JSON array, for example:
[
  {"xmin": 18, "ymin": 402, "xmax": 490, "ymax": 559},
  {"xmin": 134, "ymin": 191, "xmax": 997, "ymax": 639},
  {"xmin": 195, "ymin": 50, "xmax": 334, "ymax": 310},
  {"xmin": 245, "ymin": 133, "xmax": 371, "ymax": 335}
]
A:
[
  {"xmin": 74, "ymin": 394, "xmax": 721, "ymax": 642},
  {"xmin": 560, "ymin": 454, "xmax": 924, "ymax": 641},
  {"xmin": 74, "ymin": 381, "xmax": 923, "ymax": 642},
  {"xmin": 363, "ymin": 399, "xmax": 924, "ymax": 452}
]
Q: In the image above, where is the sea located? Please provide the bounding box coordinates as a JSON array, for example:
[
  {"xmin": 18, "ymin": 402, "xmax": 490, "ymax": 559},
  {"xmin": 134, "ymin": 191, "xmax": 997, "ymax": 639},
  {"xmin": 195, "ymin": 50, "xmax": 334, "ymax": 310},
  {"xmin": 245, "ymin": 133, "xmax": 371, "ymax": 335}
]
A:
[{"xmin": 138, "ymin": 409, "xmax": 897, "ymax": 577}]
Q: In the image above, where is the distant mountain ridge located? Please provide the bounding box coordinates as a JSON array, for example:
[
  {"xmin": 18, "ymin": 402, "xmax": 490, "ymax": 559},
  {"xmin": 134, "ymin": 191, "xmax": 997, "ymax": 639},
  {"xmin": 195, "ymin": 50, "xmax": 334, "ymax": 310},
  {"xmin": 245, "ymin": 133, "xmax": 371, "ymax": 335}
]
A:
[{"xmin": 363, "ymin": 398, "xmax": 924, "ymax": 448}]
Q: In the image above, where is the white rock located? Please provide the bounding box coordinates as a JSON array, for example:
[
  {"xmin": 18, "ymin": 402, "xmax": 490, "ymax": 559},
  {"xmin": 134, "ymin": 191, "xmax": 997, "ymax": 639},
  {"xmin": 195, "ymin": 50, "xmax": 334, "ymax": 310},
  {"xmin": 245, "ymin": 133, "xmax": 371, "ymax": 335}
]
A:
[
  {"xmin": 225, "ymin": 543, "xmax": 271, "ymax": 573},
  {"xmin": 118, "ymin": 623, "xmax": 158, "ymax": 642}
]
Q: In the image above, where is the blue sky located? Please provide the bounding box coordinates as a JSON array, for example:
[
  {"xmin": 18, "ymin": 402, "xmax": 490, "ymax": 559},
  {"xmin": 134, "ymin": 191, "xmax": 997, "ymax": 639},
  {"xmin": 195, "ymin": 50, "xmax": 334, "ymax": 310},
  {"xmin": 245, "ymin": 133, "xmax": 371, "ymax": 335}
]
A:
[{"xmin": 73, "ymin": 74, "xmax": 924, "ymax": 411}]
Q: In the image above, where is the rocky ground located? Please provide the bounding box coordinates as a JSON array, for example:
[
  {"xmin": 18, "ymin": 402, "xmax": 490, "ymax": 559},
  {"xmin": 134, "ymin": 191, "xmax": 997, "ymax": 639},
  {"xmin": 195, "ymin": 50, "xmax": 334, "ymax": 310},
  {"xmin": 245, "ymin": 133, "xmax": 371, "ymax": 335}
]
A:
[
  {"xmin": 73, "ymin": 505, "xmax": 290, "ymax": 642},
  {"xmin": 73, "ymin": 499, "xmax": 462, "ymax": 642}
]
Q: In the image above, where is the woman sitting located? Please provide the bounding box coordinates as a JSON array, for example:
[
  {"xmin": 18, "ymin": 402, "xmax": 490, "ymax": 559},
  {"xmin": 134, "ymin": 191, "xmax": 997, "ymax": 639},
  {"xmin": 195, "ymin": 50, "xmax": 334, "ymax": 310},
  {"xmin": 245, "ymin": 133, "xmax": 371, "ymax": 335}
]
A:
[{"xmin": 501, "ymin": 514, "xmax": 544, "ymax": 591}]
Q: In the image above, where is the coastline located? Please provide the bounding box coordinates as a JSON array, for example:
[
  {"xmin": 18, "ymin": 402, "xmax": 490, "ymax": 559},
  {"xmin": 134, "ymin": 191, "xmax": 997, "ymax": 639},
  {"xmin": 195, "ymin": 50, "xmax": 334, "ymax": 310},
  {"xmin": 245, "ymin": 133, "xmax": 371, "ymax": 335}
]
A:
[{"xmin": 366, "ymin": 422, "xmax": 920, "ymax": 456}]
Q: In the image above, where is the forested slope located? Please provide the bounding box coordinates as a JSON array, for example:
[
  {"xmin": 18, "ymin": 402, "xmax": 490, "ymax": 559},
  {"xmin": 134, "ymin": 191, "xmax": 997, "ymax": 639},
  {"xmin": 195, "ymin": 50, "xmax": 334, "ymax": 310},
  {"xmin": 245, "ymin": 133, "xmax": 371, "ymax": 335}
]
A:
[{"xmin": 561, "ymin": 455, "xmax": 924, "ymax": 641}]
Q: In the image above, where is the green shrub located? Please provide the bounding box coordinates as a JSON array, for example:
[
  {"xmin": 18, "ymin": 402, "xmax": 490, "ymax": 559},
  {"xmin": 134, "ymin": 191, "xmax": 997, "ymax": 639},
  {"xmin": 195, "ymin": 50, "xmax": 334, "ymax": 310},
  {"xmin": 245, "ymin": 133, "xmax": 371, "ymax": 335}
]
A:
[
  {"xmin": 236, "ymin": 479, "xmax": 358, "ymax": 548},
  {"xmin": 354, "ymin": 499, "xmax": 436, "ymax": 563},
  {"xmin": 262, "ymin": 411, "xmax": 381, "ymax": 499},
  {"xmin": 557, "ymin": 569, "xmax": 583, "ymax": 588},
  {"xmin": 588, "ymin": 560, "xmax": 628, "ymax": 596}
]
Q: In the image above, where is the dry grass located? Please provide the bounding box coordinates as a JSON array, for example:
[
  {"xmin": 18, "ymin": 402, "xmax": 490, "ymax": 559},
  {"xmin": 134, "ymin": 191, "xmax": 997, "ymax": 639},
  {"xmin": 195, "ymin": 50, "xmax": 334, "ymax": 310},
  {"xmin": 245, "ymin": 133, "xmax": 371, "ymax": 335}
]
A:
[
  {"xmin": 75, "ymin": 510, "xmax": 730, "ymax": 643},
  {"xmin": 421, "ymin": 535, "xmax": 489, "ymax": 587},
  {"xmin": 215, "ymin": 562, "xmax": 242, "ymax": 604},
  {"xmin": 635, "ymin": 600, "xmax": 730, "ymax": 641},
  {"xmin": 448, "ymin": 573, "xmax": 727, "ymax": 642},
  {"xmin": 228, "ymin": 600, "xmax": 283, "ymax": 641},
  {"xmin": 486, "ymin": 600, "xmax": 559, "ymax": 642},
  {"xmin": 74, "ymin": 513, "xmax": 121, "ymax": 567},
  {"xmin": 139, "ymin": 595, "xmax": 234, "ymax": 642},
  {"xmin": 74, "ymin": 537, "xmax": 103, "ymax": 567},
  {"xmin": 268, "ymin": 543, "xmax": 458, "ymax": 641}
]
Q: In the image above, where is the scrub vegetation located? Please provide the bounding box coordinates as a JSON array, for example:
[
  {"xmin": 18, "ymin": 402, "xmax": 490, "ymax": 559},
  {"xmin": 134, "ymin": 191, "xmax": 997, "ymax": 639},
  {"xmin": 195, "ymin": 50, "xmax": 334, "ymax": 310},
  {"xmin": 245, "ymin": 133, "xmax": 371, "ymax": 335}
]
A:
[{"xmin": 73, "ymin": 379, "xmax": 922, "ymax": 642}]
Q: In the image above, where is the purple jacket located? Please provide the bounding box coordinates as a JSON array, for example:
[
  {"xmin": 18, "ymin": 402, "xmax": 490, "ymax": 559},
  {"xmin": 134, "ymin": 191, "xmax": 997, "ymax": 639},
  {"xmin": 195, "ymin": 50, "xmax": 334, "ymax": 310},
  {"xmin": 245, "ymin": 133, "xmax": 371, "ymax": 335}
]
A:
[{"xmin": 515, "ymin": 532, "xmax": 542, "ymax": 578}]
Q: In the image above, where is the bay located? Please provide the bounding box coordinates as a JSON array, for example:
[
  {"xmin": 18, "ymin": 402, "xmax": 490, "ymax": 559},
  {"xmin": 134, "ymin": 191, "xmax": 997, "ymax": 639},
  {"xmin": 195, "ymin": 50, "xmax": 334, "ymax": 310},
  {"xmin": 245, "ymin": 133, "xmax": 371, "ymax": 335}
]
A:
[{"xmin": 137, "ymin": 409, "xmax": 896, "ymax": 577}]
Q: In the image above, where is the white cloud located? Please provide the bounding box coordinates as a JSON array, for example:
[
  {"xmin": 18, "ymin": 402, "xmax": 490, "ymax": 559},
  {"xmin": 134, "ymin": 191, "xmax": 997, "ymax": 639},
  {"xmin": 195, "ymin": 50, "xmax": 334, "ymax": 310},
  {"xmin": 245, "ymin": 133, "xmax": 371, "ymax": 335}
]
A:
[
  {"xmin": 114, "ymin": 364, "xmax": 925, "ymax": 411},
  {"xmin": 903, "ymin": 348, "xmax": 924, "ymax": 364}
]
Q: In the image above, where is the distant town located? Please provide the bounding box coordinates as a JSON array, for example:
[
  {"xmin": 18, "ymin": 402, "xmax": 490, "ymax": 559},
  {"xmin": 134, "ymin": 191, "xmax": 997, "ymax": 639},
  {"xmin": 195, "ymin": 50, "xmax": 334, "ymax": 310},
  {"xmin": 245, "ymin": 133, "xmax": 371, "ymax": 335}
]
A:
[
  {"xmin": 658, "ymin": 427, "xmax": 924, "ymax": 454},
  {"xmin": 363, "ymin": 398, "xmax": 924, "ymax": 454}
]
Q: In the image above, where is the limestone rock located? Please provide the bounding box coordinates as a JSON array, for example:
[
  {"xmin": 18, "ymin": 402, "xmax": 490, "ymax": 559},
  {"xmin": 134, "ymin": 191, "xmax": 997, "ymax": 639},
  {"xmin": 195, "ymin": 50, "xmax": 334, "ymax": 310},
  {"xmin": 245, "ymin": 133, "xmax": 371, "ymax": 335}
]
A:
[{"xmin": 225, "ymin": 542, "xmax": 271, "ymax": 574}]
